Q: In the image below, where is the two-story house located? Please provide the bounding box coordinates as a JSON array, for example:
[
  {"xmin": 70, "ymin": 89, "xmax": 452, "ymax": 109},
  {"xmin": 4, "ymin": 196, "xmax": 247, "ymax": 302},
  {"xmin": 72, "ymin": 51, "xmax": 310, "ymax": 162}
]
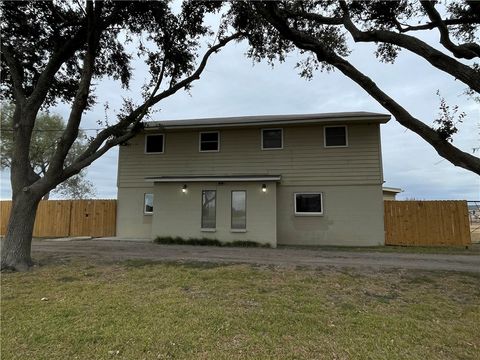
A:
[{"xmin": 117, "ymin": 112, "xmax": 391, "ymax": 247}]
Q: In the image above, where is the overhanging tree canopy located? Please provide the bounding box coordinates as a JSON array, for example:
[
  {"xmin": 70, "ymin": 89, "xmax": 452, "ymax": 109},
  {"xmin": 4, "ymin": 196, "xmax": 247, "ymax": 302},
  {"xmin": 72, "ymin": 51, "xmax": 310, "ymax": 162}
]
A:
[
  {"xmin": 227, "ymin": 0, "xmax": 480, "ymax": 174},
  {"xmin": 0, "ymin": 0, "xmax": 241, "ymax": 270},
  {"xmin": 1, "ymin": 103, "xmax": 96, "ymax": 199}
]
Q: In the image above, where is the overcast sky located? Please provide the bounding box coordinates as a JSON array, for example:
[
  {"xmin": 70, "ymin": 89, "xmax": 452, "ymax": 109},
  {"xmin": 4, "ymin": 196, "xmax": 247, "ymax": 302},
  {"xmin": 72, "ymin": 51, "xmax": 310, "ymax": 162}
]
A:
[{"xmin": 1, "ymin": 13, "xmax": 479, "ymax": 201}]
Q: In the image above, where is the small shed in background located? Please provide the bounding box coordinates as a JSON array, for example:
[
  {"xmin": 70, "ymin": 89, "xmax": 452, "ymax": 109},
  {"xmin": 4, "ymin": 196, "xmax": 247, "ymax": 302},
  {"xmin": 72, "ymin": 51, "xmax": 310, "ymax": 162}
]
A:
[{"xmin": 383, "ymin": 187, "xmax": 403, "ymax": 201}]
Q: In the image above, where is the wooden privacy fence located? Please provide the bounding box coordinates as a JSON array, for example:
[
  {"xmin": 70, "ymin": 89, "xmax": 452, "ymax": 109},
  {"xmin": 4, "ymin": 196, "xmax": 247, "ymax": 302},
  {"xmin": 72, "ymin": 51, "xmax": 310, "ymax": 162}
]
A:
[
  {"xmin": 384, "ymin": 200, "xmax": 471, "ymax": 246},
  {"xmin": 0, "ymin": 199, "xmax": 116, "ymax": 238}
]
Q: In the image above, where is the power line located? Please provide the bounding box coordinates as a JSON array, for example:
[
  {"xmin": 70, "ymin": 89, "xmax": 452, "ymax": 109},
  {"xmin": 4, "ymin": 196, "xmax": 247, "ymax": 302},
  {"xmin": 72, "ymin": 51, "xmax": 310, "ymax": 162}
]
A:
[{"xmin": 0, "ymin": 127, "xmax": 108, "ymax": 132}]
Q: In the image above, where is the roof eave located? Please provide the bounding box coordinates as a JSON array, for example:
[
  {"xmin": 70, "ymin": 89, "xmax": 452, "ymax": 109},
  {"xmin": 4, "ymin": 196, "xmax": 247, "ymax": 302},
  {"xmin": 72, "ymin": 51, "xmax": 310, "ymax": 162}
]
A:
[
  {"xmin": 145, "ymin": 175, "xmax": 282, "ymax": 183},
  {"xmin": 144, "ymin": 115, "xmax": 391, "ymax": 131},
  {"xmin": 382, "ymin": 187, "xmax": 403, "ymax": 193}
]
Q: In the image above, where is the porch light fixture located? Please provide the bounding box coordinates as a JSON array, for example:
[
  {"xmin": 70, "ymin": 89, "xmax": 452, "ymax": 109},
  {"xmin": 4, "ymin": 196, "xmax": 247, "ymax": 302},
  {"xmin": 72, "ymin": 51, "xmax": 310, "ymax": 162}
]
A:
[
  {"xmin": 262, "ymin": 184, "xmax": 267, "ymax": 192},
  {"xmin": 182, "ymin": 184, "xmax": 188, "ymax": 193}
]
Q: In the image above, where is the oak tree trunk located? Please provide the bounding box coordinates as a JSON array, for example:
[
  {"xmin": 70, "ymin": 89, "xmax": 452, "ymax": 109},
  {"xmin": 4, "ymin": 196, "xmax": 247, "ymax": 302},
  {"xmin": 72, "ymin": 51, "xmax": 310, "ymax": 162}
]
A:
[{"xmin": 1, "ymin": 193, "xmax": 41, "ymax": 271}]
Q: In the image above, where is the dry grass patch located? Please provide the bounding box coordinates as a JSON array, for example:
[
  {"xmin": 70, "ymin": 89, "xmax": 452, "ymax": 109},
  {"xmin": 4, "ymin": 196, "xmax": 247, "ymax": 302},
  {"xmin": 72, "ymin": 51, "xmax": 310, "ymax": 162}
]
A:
[{"xmin": 2, "ymin": 260, "xmax": 479, "ymax": 359}]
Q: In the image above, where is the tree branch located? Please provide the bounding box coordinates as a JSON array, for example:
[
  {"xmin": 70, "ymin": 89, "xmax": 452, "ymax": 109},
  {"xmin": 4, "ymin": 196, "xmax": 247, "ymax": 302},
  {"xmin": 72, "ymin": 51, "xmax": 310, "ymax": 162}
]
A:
[
  {"xmin": 399, "ymin": 18, "xmax": 480, "ymax": 33},
  {"xmin": 56, "ymin": 32, "xmax": 243, "ymax": 185},
  {"xmin": 421, "ymin": 0, "xmax": 480, "ymax": 59},
  {"xmin": 278, "ymin": 2, "xmax": 480, "ymax": 92},
  {"xmin": 279, "ymin": 5, "xmax": 479, "ymax": 34},
  {"xmin": 337, "ymin": 1, "xmax": 480, "ymax": 93},
  {"xmin": 60, "ymin": 130, "xmax": 137, "ymax": 181},
  {"xmin": 46, "ymin": 1, "xmax": 103, "ymax": 178},
  {"xmin": 153, "ymin": 60, "xmax": 167, "ymax": 96},
  {"xmin": 1, "ymin": 47, "xmax": 26, "ymax": 104},
  {"xmin": 26, "ymin": 2, "xmax": 126, "ymax": 113},
  {"xmin": 30, "ymin": 31, "xmax": 242, "ymax": 195},
  {"xmin": 8, "ymin": 100, "xmax": 40, "ymax": 196},
  {"xmin": 256, "ymin": 2, "xmax": 480, "ymax": 175},
  {"xmin": 150, "ymin": 33, "xmax": 243, "ymax": 104},
  {"xmin": 26, "ymin": 27, "xmax": 89, "ymax": 113},
  {"xmin": 279, "ymin": 7, "xmax": 343, "ymax": 25}
]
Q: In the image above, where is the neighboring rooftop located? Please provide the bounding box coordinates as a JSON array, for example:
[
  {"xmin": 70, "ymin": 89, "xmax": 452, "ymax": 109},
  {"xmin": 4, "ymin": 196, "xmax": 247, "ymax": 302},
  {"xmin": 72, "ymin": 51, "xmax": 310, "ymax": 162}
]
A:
[
  {"xmin": 144, "ymin": 112, "xmax": 391, "ymax": 130},
  {"xmin": 382, "ymin": 187, "xmax": 403, "ymax": 194}
]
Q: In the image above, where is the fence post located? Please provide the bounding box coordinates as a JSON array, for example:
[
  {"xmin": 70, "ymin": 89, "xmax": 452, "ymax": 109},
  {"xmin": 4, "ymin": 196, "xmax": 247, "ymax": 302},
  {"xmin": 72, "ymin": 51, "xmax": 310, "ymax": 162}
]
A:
[{"xmin": 67, "ymin": 200, "xmax": 73, "ymax": 237}]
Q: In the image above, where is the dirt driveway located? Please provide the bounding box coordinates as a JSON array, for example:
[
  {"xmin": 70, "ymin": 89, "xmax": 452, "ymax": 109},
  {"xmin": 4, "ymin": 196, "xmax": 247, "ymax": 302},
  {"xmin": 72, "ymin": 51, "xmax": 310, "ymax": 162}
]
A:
[{"xmin": 32, "ymin": 239, "xmax": 480, "ymax": 273}]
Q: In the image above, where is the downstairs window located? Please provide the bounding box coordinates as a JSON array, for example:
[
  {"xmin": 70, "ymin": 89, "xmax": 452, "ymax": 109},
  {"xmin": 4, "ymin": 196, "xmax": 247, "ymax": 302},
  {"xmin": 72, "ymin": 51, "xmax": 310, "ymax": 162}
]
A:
[
  {"xmin": 144, "ymin": 193, "xmax": 154, "ymax": 214},
  {"xmin": 294, "ymin": 193, "xmax": 323, "ymax": 215},
  {"xmin": 201, "ymin": 190, "xmax": 217, "ymax": 229}
]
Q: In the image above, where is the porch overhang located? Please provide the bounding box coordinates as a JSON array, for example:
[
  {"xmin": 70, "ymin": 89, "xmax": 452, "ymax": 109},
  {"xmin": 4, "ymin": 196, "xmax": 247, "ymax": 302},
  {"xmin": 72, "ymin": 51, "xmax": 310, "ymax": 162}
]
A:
[{"xmin": 145, "ymin": 175, "xmax": 281, "ymax": 183}]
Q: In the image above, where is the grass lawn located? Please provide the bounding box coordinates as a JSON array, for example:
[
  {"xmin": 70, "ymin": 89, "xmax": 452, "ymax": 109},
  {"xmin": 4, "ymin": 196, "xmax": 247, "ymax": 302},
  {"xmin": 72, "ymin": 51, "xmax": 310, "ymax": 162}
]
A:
[{"xmin": 2, "ymin": 259, "xmax": 479, "ymax": 360}]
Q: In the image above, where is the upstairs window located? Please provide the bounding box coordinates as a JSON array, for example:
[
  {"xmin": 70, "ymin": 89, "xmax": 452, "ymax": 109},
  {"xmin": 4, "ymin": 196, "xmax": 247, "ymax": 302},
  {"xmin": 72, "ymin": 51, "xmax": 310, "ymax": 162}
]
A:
[
  {"xmin": 199, "ymin": 132, "xmax": 220, "ymax": 152},
  {"xmin": 144, "ymin": 193, "xmax": 154, "ymax": 214},
  {"xmin": 145, "ymin": 134, "xmax": 164, "ymax": 153},
  {"xmin": 262, "ymin": 128, "xmax": 283, "ymax": 150},
  {"xmin": 294, "ymin": 193, "xmax": 323, "ymax": 215},
  {"xmin": 324, "ymin": 126, "xmax": 348, "ymax": 147}
]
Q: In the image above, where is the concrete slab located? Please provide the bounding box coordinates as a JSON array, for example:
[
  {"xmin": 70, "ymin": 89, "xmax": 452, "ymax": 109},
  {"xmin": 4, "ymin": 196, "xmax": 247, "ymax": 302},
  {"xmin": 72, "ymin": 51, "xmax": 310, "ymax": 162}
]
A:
[
  {"xmin": 47, "ymin": 236, "xmax": 92, "ymax": 242},
  {"xmin": 31, "ymin": 239, "xmax": 480, "ymax": 273},
  {"xmin": 95, "ymin": 237, "xmax": 153, "ymax": 242}
]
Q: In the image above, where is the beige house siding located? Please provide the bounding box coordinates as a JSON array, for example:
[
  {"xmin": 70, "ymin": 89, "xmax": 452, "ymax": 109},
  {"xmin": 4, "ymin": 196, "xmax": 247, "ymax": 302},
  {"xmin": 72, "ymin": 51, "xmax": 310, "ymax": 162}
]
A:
[
  {"xmin": 383, "ymin": 193, "xmax": 397, "ymax": 201},
  {"xmin": 116, "ymin": 119, "xmax": 388, "ymax": 246},
  {"xmin": 117, "ymin": 183, "xmax": 384, "ymax": 246},
  {"xmin": 118, "ymin": 123, "xmax": 383, "ymax": 188},
  {"xmin": 117, "ymin": 187, "xmax": 153, "ymax": 238},
  {"xmin": 150, "ymin": 182, "xmax": 277, "ymax": 247},
  {"xmin": 277, "ymin": 185, "xmax": 385, "ymax": 246}
]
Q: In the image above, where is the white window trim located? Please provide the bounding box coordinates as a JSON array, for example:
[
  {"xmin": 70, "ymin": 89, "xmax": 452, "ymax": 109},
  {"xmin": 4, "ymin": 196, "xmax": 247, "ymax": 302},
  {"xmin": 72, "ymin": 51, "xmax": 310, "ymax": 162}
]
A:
[
  {"xmin": 294, "ymin": 192, "xmax": 324, "ymax": 216},
  {"xmin": 199, "ymin": 131, "xmax": 220, "ymax": 152},
  {"xmin": 144, "ymin": 193, "xmax": 154, "ymax": 215},
  {"xmin": 144, "ymin": 134, "xmax": 165, "ymax": 154},
  {"xmin": 261, "ymin": 128, "xmax": 283, "ymax": 150},
  {"xmin": 323, "ymin": 125, "xmax": 348, "ymax": 148}
]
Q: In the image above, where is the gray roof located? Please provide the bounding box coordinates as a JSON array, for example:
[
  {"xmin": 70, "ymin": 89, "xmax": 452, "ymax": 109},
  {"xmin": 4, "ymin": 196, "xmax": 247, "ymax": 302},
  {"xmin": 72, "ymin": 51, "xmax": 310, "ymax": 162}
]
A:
[{"xmin": 144, "ymin": 112, "xmax": 391, "ymax": 130}]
